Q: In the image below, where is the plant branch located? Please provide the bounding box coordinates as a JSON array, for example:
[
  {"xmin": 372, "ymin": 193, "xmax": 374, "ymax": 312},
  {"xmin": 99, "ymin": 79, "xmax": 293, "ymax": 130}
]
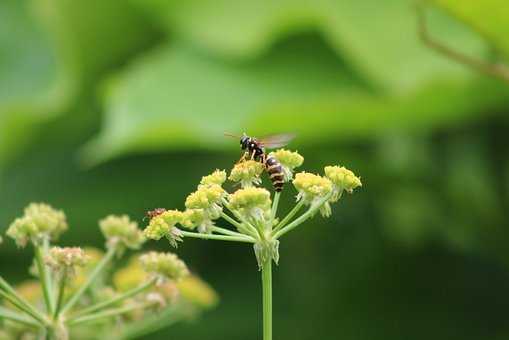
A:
[
  {"xmin": 53, "ymin": 269, "xmax": 68, "ymax": 319},
  {"xmin": 211, "ymin": 226, "xmax": 248, "ymax": 238},
  {"xmin": 273, "ymin": 193, "xmax": 333, "ymax": 239},
  {"xmin": 271, "ymin": 200, "xmax": 305, "ymax": 235},
  {"xmin": 34, "ymin": 245, "xmax": 54, "ymax": 314},
  {"xmin": 70, "ymin": 278, "xmax": 157, "ymax": 319},
  {"xmin": 60, "ymin": 245, "xmax": 116, "ymax": 315},
  {"xmin": 0, "ymin": 289, "xmax": 47, "ymax": 326},
  {"xmin": 181, "ymin": 230, "xmax": 255, "ymax": 243},
  {"xmin": 416, "ymin": 1, "xmax": 509, "ymax": 84},
  {"xmin": 221, "ymin": 202, "xmax": 260, "ymax": 239},
  {"xmin": 0, "ymin": 306, "xmax": 41, "ymax": 328},
  {"xmin": 67, "ymin": 303, "xmax": 150, "ymax": 326},
  {"xmin": 270, "ymin": 191, "xmax": 281, "ymax": 223}
]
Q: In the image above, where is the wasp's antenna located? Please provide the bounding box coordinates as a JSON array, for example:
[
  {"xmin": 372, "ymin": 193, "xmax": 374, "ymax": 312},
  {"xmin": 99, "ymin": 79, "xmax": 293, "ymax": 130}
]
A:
[{"xmin": 224, "ymin": 132, "xmax": 240, "ymax": 138}]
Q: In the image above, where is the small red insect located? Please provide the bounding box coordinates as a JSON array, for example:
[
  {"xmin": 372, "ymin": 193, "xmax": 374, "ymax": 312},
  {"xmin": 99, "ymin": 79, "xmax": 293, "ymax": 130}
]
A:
[{"xmin": 144, "ymin": 208, "xmax": 167, "ymax": 221}]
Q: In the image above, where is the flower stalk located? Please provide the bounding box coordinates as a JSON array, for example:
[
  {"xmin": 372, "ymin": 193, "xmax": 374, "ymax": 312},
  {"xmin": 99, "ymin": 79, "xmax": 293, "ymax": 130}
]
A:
[{"xmin": 143, "ymin": 150, "xmax": 362, "ymax": 340}]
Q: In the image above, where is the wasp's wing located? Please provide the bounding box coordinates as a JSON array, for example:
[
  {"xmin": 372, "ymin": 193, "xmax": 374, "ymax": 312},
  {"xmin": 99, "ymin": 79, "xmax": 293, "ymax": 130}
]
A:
[{"xmin": 258, "ymin": 133, "xmax": 296, "ymax": 149}]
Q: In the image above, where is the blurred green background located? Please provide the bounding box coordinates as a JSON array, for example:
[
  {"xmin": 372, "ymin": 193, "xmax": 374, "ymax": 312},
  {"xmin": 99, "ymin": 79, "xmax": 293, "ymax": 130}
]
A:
[{"xmin": 2, "ymin": 0, "xmax": 509, "ymax": 339}]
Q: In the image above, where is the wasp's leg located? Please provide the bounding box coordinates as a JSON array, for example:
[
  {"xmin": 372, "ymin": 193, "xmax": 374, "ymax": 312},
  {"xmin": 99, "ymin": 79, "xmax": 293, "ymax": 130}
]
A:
[{"xmin": 236, "ymin": 152, "xmax": 248, "ymax": 164}]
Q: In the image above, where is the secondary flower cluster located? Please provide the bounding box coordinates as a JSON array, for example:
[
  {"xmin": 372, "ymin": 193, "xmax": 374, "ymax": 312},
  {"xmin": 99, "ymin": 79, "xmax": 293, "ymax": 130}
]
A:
[
  {"xmin": 1, "ymin": 203, "xmax": 216, "ymax": 340},
  {"xmin": 143, "ymin": 148, "xmax": 361, "ymax": 267}
]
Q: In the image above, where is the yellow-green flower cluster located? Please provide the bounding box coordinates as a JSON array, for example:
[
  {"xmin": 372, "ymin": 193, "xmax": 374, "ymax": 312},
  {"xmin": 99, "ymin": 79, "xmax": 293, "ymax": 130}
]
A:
[
  {"xmin": 228, "ymin": 160, "xmax": 264, "ymax": 188},
  {"xmin": 293, "ymin": 172, "xmax": 333, "ymax": 216},
  {"xmin": 228, "ymin": 187, "xmax": 271, "ymax": 222},
  {"xmin": 199, "ymin": 169, "xmax": 227, "ymax": 187},
  {"xmin": 140, "ymin": 251, "xmax": 189, "ymax": 282},
  {"xmin": 181, "ymin": 209, "xmax": 214, "ymax": 234},
  {"xmin": 99, "ymin": 215, "xmax": 145, "ymax": 251},
  {"xmin": 45, "ymin": 247, "xmax": 88, "ymax": 276},
  {"xmin": 6, "ymin": 203, "xmax": 68, "ymax": 247},
  {"xmin": 268, "ymin": 149, "xmax": 304, "ymax": 181},
  {"xmin": 185, "ymin": 183, "xmax": 226, "ymax": 226},
  {"xmin": 324, "ymin": 166, "xmax": 362, "ymax": 201},
  {"xmin": 144, "ymin": 210, "xmax": 184, "ymax": 247}
]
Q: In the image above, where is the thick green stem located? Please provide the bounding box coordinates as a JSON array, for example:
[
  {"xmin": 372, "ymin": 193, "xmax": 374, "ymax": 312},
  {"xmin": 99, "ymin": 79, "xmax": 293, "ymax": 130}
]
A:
[
  {"xmin": 70, "ymin": 278, "xmax": 156, "ymax": 319},
  {"xmin": 273, "ymin": 193, "xmax": 333, "ymax": 239},
  {"xmin": 261, "ymin": 260, "xmax": 272, "ymax": 340},
  {"xmin": 53, "ymin": 269, "xmax": 67, "ymax": 319},
  {"xmin": 181, "ymin": 230, "xmax": 255, "ymax": 243},
  {"xmin": 271, "ymin": 200, "xmax": 305, "ymax": 235},
  {"xmin": 34, "ymin": 245, "xmax": 54, "ymax": 314},
  {"xmin": 0, "ymin": 277, "xmax": 48, "ymax": 325},
  {"xmin": 67, "ymin": 303, "xmax": 149, "ymax": 326},
  {"xmin": 0, "ymin": 306, "xmax": 41, "ymax": 328},
  {"xmin": 60, "ymin": 246, "xmax": 116, "ymax": 315}
]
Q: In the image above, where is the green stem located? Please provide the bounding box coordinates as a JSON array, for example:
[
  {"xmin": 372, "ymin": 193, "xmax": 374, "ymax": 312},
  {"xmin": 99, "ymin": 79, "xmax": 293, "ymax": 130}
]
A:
[
  {"xmin": 222, "ymin": 200, "xmax": 260, "ymax": 239},
  {"xmin": 270, "ymin": 192, "xmax": 280, "ymax": 223},
  {"xmin": 211, "ymin": 226, "xmax": 248, "ymax": 238},
  {"xmin": 60, "ymin": 246, "xmax": 116, "ymax": 315},
  {"xmin": 53, "ymin": 269, "xmax": 68, "ymax": 319},
  {"xmin": 0, "ymin": 289, "xmax": 47, "ymax": 326},
  {"xmin": 181, "ymin": 230, "xmax": 255, "ymax": 243},
  {"xmin": 0, "ymin": 306, "xmax": 41, "ymax": 328},
  {"xmin": 67, "ymin": 303, "xmax": 149, "ymax": 326},
  {"xmin": 70, "ymin": 278, "xmax": 156, "ymax": 319},
  {"xmin": 34, "ymin": 245, "xmax": 54, "ymax": 314},
  {"xmin": 273, "ymin": 193, "xmax": 332, "ymax": 239},
  {"xmin": 219, "ymin": 211, "xmax": 243, "ymax": 229},
  {"xmin": 271, "ymin": 200, "xmax": 305, "ymax": 235},
  {"xmin": 261, "ymin": 260, "xmax": 272, "ymax": 340},
  {"xmin": 42, "ymin": 238, "xmax": 55, "ymax": 310}
]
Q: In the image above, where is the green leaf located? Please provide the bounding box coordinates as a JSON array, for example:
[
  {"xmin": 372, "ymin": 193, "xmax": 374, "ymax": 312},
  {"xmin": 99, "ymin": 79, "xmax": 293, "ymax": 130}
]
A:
[
  {"xmin": 130, "ymin": 0, "xmax": 489, "ymax": 92},
  {"xmin": 82, "ymin": 38, "xmax": 509, "ymax": 164},
  {"xmin": 0, "ymin": 0, "xmax": 155, "ymax": 165},
  {"xmin": 432, "ymin": 0, "xmax": 509, "ymax": 60}
]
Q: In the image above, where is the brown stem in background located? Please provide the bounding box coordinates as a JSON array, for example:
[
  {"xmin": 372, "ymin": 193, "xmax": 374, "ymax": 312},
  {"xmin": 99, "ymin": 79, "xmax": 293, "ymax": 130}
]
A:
[{"xmin": 416, "ymin": 1, "xmax": 509, "ymax": 85}]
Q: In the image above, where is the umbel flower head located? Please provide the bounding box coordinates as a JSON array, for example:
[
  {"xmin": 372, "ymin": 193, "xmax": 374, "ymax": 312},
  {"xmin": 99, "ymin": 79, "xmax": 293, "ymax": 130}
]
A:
[
  {"xmin": 324, "ymin": 165, "xmax": 362, "ymax": 201},
  {"xmin": 144, "ymin": 210, "xmax": 184, "ymax": 247},
  {"xmin": 100, "ymin": 215, "xmax": 145, "ymax": 251},
  {"xmin": 228, "ymin": 187, "xmax": 271, "ymax": 223},
  {"xmin": 229, "ymin": 160, "xmax": 264, "ymax": 188},
  {"xmin": 140, "ymin": 251, "xmax": 189, "ymax": 283},
  {"xmin": 268, "ymin": 149, "xmax": 304, "ymax": 181},
  {"xmin": 293, "ymin": 172, "xmax": 333, "ymax": 217},
  {"xmin": 185, "ymin": 184, "xmax": 225, "ymax": 220},
  {"xmin": 200, "ymin": 169, "xmax": 227, "ymax": 187},
  {"xmin": 6, "ymin": 203, "xmax": 68, "ymax": 247},
  {"xmin": 45, "ymin": 247, "xmax": 88, "ymax": 277}
]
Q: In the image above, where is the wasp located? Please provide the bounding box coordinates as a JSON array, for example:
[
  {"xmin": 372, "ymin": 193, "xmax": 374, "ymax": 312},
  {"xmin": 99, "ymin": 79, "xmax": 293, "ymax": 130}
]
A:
[
  {"xmin": 225, "ymin": 132, "xmax": 295, "ymax": 192},
  {"xmin": 144, "ymin": 208, "xmax": 167, "ymax": 221}
]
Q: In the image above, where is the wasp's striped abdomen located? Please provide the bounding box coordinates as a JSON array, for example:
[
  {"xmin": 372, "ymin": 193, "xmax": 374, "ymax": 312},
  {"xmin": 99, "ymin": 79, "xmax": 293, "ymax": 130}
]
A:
[{"xmin": 265, "ymin": 156, "xmax": 284, "ymax": 192}]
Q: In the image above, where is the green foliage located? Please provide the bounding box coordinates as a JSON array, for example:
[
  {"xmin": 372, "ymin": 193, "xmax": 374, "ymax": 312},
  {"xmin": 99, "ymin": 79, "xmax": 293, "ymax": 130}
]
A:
[{"xmin": 433, "ymin": 0, "xmax": 509, "ymax": 60}]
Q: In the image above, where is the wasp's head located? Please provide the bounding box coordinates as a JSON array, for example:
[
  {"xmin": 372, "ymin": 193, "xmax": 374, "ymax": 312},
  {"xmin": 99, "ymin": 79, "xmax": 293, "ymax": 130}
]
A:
[{"xmin": 240, "ymin": 133, "xmax": 250, "ymax": 150}]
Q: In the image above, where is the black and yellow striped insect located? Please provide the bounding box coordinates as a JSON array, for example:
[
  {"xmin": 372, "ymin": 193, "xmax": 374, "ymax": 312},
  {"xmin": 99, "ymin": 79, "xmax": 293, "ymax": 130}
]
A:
[{"xmin": 225, "ymin": 132, "xmax": 295, "ymax": 192}]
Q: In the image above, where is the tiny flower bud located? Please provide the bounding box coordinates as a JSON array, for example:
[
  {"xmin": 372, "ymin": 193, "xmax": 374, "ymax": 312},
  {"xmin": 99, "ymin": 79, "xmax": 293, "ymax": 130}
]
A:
[
  {"xmin": 144, "ymin": 210, "xmax": 184, "ymax": 247},
  {"xmin": 229, "ymin": 160, "xmax": 264, "ymax": 188},
  {"xmin": 228, "ymin": 187, "xmax": 271, "ymax": 222},
  {"xmin": 324, "ymin": 165, "xmax": 362, "ymax": 200},
  {"xmin": 140, "ymin": 251, "xmax": 189, "ymax": 283},
  {"xmin": 185, "ymin": 184, "xmax": 225, "ymax": 220},
  {"xmin": 293, "ymin": 172, "xmax": 333, "ymax": 216},
  {"xmin": 99, "ymin": 215, "xmax": 145, "ymax": 251},
  {"xmin": 268, "ymin": 149, "xmax": 304, "ymax": 181},
  {"xmin": 200, "ymin": 169, "xmax": 227, "ymax": 187},
  {"xmin": 6, "ymin": 203, "xmax": 68, "ymax": 247}
]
